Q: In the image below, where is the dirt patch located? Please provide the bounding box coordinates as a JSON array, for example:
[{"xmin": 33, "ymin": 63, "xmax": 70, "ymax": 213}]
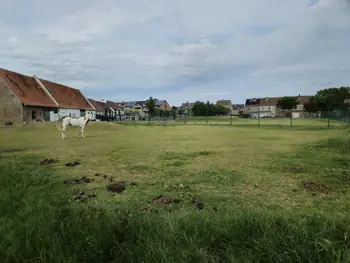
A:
[
  {"xmin": 0, "ymin": 148, "xmax": 26, "ymax": 153},
  {"xmin": 65, "ymin": 161, "xmax": 81, "ymax": 167},
  {"xmin": 40, "ymin": 158, "xmax": 59, "ymax": 165},
  {"xmin": 107, "ymin": 182, "xmax": 126, "ymax": 193},
  {"xmin": 139, "ymin": 207, "xmax": 158, "ymax": 213},
  {"xmin": 191, "ymin": 197, "xmax": 205, "ymax": 209},
  {"xmin": 152, "ymin": 195, "xmax": 172, "ymax": 204},
  {"xmin": 284, "ymin": 165, "xmax": 307, "ymax": 173},
  {"xmin": 74, "ymin": 191, "xmax": 97, "ymax": 201},
  {"xmin": 302, "ymin": 181, "xmax": 329, "ymax": 194},
  {"xmin": 63, "ymin": 176, "xmax": 94, "ymax": 184}
]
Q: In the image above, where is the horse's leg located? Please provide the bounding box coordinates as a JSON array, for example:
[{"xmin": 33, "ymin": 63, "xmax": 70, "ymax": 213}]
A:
[
  {"xmin": 81, "ymin": 126, "xmax": 85, "ymax": 138},
  {"xmin": 62, "ymin": 126, "xmax": 66, "ymax": 139}
]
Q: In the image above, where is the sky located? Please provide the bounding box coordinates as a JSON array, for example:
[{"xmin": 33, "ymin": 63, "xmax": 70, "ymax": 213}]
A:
[{"xmin": 1, "ymin": 0, "xmax": 350, "ymax": 106}]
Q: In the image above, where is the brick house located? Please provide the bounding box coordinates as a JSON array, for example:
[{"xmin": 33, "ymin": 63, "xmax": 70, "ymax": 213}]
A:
[
  {"xmin": 156, "ymin": 99, "xmax": 171, "ymax": 111},
  {"xmin": 0, "ymin": 68, "xmax": 95, "ymax": 123}
]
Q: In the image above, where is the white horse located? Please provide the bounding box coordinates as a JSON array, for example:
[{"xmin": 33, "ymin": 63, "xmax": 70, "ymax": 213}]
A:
[{"xmin": 60, "ymin": 113, "xmax": 93, "ymax": 139}]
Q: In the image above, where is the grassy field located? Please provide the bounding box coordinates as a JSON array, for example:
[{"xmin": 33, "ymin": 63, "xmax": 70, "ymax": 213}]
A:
[{"xmin": 1, "ymin": 121, "xmax": 350, "ymax": 262}]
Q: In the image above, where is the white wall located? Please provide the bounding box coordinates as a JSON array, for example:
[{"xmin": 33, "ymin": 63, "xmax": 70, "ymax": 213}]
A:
[{"xmin": 49, "ymin": 108, "xmax": 95, "ymax": 121}]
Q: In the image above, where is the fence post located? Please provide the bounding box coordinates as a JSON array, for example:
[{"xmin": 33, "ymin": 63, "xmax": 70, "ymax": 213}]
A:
[
  {"xmin": 290, "ymin": 110, "xmax": 293, "ymax": 127},
  {"xmin": 230, "ymin": 114, "xmax": 232, "ymax": 125},
  {"xmin": 327, "ymin": 108, "xmax": 330, "ymax": 128},
  {"xmin": 134, "ymin": 114, "xmax": 136, "ymax": 125},
  {"xmin": 258, "ymin": 107, "xmax": 261, "ymax": 127}
]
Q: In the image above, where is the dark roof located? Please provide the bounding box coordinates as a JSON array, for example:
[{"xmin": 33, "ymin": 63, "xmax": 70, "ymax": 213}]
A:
[
  {"xmin": 0, "ymin": 68, "xmax": 58, "ymax": 108},
  {"xmin": 245, "ymin": 96, "xmax": 312, "ymax": 106},
  {"xmin": 216, "ymin": 99, "xmax": 232, "ymax": 106},
  {"xmin": 232, "ymin": 104, "xmax": 244, "ymax": 109},
  {"xmin": 156, "ymin": 100, "xmax": 168, "ymax": 106},
  {"xmin": 180, "ymin": 102, "xmax": 194, "ymax": 109},
  {"xmin": 105, "ymin": 100, "xmax": 120, "ymax": 110},
  {"xmin": 136, "ymin": 101, "xmax": 146, "ymax": 106},
  {"xmin": 39, "ymin": 78, "xmax": 94, "ymax": 110},
  {"xmin": 88, "ymin": 99, "xmax": 106, "ymax": 112}
]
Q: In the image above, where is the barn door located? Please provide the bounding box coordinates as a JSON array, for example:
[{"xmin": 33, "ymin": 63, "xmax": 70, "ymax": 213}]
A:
[
  {"xmin": 44, "ymin": 111, "xmax": 50, "ymax": 121},
  {"xmin": 80, "ymin": 110, "xmax": 86, "ymax": 117}
]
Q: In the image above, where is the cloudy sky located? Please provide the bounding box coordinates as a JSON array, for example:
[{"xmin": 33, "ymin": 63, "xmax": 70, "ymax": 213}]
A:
[{"xmin": 1, "ymin": 0, "xmax": 349, "ymax": 105}]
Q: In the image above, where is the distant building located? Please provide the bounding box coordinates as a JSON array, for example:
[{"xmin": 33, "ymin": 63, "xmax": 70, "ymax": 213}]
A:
[
  {"xmin": 216, "ymin": 99, "xmax": 233, "ymax": 115},
  {"xmin": 155, "ymin": 99, "xmax": 172, "ymax": 111},
  {"xmin": 243, "ymin": 95, "xmax": 312, "ymax": 118},
  {"xmin": 232, "ymin": 104, "xmax": 244, "ymax": 116},
  {"xmin": 178, "ymin": 101, "xmax": 194, "ymax": 115}
]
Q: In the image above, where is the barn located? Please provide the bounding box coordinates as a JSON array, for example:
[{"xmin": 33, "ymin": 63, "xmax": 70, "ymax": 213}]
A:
[{"xmin": 0, "ymin": 68, "xmax": 95, "ymax": 124}]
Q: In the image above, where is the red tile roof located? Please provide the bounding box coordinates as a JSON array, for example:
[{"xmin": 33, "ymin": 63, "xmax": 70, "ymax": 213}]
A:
[
  {"xmin": 39, "ymin": 78, "xmax": 94, "ymax": 110},
  {"xmin": 88, "ymin": 98, "xmax": 106, "ymax": 112},
  {"xmin": 0, "ymin": 68, "xmax": 58, "ymax": 108}
]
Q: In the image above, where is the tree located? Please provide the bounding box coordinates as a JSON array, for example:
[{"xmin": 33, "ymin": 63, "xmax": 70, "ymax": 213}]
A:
[
  {"xmin": 312, "ymin": 87, "xmax": 350, "ymax": 111},
  {"xmin": 146, "ymin": 96, "xmax": 157, "ymax": 119},
  {"xmin": 304, "ymin": 97, "xmax": 318, "ymax": 113},
  {"xmin": 277, "ymin": 96, "xmax": 299, "ymax": 126},
  {"xmin": 277, "ymin": 96, "xmax": 299, "ymax": 111}
]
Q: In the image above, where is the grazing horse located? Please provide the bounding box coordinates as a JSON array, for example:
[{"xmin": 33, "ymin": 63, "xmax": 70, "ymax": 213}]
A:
[{"xmin": 60, "ymin": 113, "xmax": 93, "ymax": 139}]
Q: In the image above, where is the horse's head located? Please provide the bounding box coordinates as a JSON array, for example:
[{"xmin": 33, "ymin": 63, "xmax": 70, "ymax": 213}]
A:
[{"xmin": 84, "ymin": 112, "xmax": 93, "ymax": 120}]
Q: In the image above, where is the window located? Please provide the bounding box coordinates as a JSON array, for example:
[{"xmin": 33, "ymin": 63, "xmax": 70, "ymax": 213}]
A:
[{"xmin": 268, "ymin": 107, "xmax": 271, "ymax": 110}]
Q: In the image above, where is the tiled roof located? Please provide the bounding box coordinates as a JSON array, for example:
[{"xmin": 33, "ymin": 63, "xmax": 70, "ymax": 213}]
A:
[
  {"xmin": 156, "ymin": 100, "xmax": 167, "ymax": 105},
  {"xmin": 232, "ymin": 104, "xmax": 244, "ymax": 110},
  {"xmin": 180, "ymin": 102, "xmax": 194, "ymax": 109},
  {"xmin": 0, "ymin": 68, "xmax": 58, "ymax": 108},
  {"xmin": 106, "ymin": 100, "xmax": 120, "ymax": 109},
  {"xmin": 39, "ymin": 78, "xmax": 94, "ymax": 110},
  {"xmin": 245, "ymin": 96, "xmax": 312, "ymax": 107},
  {"xmin": 88, "ymin": 99, "xmax": 106, "ymax": 112},
  {"xmin": 216, "ymin": 99, "xmax": 232, "ymax": 106}
]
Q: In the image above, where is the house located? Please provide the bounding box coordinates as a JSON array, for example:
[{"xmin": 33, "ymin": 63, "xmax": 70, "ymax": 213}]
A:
[
  {"xmin": 156, "ymin": 99, "xmax": 171, "ymax": 111},
  {"xmin": 135, "ymin": 101, "xmax": 148, "ymax": 118},
  {"xmin": 88, "ymin": 98, "xmax": 106, "ymax": 119},
  {"xmin": 0, "ymin": 68, "xmax": 94, "ymax": 123},
  {"xmin": 232, "ymin": 104, "xmax": 244, "ymax": 116},
  {"xmin": 243, "ymin": 95, "xmax": 312, "ymax": 118},
  {"xmin": 216, "ymin": 99, "xmax": 233, "ymax": 115},
  {"xmin": 178, "ymin": 101, "xmax": 194, "ymax": 115}
]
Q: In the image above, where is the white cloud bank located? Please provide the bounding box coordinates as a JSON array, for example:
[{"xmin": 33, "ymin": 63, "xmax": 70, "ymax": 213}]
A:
[{"xmin": 0, "ymin": 0, "xmax": 349, "ymax": 104}]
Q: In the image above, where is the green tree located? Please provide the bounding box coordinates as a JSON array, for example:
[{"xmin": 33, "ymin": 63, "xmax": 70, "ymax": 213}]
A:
[
  {"xmin": 304, "ymin": 97, "xmax": 318, "ymax": 113},
  {"xmin": 312, "ymin": 87, "xmax": 350, "ymax": 111},
  {"xmin": 277, "ymin": 96, "xmax": 299, "ymax": 111},
  {"xmin": 277, "ymin": 97, "xmax": 299, "ymax": 126},
  {"xmin": 146, "ymin": 97, "xmax": 157, "ymax": 121}
]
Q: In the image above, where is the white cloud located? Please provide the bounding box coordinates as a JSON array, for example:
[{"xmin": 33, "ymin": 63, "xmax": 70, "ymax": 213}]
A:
[{"xmin": 0, "ymin": 0, "xmax": 349, "ymax": 105}]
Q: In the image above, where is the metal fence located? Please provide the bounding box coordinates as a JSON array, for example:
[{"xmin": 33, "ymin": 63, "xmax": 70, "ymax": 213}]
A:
[{"xmin": 107, "ymin": 109, "xmax": 350, "ymax": 128}]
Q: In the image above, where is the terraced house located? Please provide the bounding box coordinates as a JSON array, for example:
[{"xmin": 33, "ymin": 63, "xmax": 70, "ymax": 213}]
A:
[
  {"xmin": 0, "ymin": 68, "xmax": 95, "ymax": 123},
  {"xmin": 244, "ymin": 95, "xmax": 312, "ymax": 118}
]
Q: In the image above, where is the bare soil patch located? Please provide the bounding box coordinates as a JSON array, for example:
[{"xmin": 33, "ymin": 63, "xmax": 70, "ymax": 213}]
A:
[
  {"xmin": 65, "ymin": 161, "xmax": 81, "ymax": 167},
  {"xmin": 63, "ymin": 176, "xmax": 94, "ymax": 184},
  {"xmin": 302, "ymin": 181, "xmax": 329, "ymax": 194},
  {"xmin": 40, "ymin": 158, "xmax": 59, "ymax": 165},
  {"xmin": 284, "ymin": 165, "xmax": 307, "ymax": 173}
]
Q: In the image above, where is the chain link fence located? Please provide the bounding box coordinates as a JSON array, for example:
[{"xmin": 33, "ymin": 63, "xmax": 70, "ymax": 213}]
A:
[{"xmin": 100, "ymin": 109, "xmax": 350, "ymax": 128}]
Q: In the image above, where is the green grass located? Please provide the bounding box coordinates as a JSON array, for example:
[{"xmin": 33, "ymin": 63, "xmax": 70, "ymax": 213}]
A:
[{"xmin": 0, "ymin": 121, "xmax": 350, "ymax": 262}]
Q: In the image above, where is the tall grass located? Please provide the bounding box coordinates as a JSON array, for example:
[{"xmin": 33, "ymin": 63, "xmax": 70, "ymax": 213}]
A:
[{"xmin": 1, "ymin": 151, "xmax": 350, "ymax": 263}]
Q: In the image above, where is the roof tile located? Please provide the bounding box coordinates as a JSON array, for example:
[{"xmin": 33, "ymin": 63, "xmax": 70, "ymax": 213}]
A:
[
  {"xmin": 39, "ymin": 78, "xmax": 94, "ymax": 110},
  {"xmin": 0, "ymin": 68, "xmax": 58, "ymax": 108}
]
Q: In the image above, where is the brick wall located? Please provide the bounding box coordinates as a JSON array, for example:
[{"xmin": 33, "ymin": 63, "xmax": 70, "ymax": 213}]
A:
[{"xmin": 0, "ymin": 78, "xmax": 23, "ymax": 124}]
